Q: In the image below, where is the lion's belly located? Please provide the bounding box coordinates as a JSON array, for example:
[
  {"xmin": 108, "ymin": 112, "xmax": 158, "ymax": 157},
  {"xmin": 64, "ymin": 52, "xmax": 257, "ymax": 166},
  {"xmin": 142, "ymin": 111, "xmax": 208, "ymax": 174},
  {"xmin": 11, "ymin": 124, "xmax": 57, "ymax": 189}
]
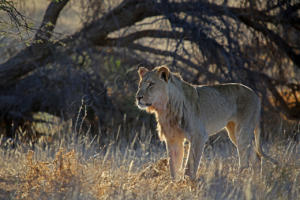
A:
[
  {"xmin": 199, "ymin": 101, "xmax": 235, "ymax": 136},
  {"xmin": 195, "ymin": 87, "xmax": 236, "ymax": 135},
  {"xmin": 205, "ymin": 119, "xmax": 229, "ymax": 135}
]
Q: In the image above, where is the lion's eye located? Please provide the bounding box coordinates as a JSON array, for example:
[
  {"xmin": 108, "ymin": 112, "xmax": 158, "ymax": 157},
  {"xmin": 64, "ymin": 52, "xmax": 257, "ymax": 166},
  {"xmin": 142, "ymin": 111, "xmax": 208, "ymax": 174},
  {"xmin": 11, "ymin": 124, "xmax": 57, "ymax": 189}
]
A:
[{"xmin": 149, "ymin": 82, "xmax": 154, "ymax": 87}]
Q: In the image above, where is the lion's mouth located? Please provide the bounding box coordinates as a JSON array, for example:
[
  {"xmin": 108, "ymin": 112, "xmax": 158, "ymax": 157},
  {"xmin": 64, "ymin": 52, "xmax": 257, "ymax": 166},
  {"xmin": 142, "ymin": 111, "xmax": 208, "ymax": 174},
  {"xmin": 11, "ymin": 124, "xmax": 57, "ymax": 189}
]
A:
[{"xmin": 137, "ymin": 101, "xmax": 152, "ymax": 108}]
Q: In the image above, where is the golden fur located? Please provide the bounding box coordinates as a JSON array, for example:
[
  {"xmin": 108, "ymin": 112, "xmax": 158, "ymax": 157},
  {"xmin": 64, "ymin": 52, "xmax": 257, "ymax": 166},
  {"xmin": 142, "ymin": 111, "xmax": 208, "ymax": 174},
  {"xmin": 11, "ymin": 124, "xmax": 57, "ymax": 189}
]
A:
[{"xmin": 136, "ymin": 65, "xmax": 277, "ymax": 179}]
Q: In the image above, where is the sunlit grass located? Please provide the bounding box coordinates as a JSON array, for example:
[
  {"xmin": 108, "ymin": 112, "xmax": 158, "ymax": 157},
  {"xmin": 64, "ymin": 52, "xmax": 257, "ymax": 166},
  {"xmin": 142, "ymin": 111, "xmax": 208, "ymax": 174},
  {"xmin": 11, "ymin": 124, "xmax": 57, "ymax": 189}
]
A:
[{"xmin": 0, "ymin": 118, "xmax": 299, "ymax": 200}]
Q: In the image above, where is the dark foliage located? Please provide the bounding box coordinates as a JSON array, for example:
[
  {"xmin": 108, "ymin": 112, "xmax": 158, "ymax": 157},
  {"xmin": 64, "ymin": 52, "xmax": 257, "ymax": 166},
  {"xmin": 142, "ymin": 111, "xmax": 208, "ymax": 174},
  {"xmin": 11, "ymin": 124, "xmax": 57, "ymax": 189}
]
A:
[{"xmin": 0, "ymin": 0, "xmax": 299, "ymax": 139}]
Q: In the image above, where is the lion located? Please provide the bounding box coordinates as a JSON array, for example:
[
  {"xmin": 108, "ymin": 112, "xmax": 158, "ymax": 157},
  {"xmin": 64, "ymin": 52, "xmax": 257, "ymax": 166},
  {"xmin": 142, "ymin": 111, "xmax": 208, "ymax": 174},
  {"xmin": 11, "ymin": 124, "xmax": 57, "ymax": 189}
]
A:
[{"xmin": 136, "ymin": 65, "xmax": 277, "ymax": 180}]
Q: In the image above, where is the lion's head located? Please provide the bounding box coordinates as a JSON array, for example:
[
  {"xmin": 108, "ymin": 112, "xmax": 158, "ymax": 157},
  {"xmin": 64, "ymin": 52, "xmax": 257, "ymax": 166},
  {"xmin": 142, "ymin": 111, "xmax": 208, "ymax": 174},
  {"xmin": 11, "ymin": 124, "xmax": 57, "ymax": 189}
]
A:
[{"xmin": 136, "ymin": 66, "xmax": 170, "ymax": 111}]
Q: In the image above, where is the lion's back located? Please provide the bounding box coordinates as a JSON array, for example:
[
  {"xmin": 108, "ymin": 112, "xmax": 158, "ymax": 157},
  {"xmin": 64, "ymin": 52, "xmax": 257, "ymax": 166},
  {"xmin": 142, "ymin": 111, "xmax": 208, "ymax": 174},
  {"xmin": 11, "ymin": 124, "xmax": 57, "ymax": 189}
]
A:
[
  {"xmin": 192, "ymin": 83, "xmax": 260, "ymax": 133},
  {"xmin": 212, "ymin": 83, "xmax": 260, "ymax": 111},
  {"xmin": 197, "ymin": 83, "xmax": 259, "ymax": 106}
]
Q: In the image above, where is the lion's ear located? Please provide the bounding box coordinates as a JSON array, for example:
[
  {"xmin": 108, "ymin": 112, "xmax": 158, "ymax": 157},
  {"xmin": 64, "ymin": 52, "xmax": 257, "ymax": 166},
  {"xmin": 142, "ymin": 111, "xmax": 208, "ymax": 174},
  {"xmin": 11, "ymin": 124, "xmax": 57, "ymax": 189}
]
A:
[
  {"xmin": 138, "ymin": 67, "xmax": 149, "ymax": 79},
  {"xmin": 157, "ymin": 66, "xmax": 170, "ymax": 82}
]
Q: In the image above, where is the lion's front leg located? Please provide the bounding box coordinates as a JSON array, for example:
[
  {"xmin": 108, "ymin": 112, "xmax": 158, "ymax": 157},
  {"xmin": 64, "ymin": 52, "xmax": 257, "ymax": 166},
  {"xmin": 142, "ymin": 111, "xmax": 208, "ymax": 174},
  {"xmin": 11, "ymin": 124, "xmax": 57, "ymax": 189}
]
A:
[
  {"xmin": 184, "ymin": 133, "xmax": 207, "ymax": 180},
  {"xmin": 166, "ymin": 137, "xmax": 184, "ymax": 180}
]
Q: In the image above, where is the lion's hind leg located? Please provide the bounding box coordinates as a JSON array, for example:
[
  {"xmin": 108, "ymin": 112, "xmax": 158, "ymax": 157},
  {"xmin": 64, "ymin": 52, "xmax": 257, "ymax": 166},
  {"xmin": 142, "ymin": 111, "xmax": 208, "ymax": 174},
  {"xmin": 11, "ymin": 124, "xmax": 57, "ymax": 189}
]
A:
[
  {"xmin": 226, "ymin": 121, "xmax": 237, "ymax": 147},
  {"xmin": 254, "ymin": 124, "xmax": 279, "ymax": 170},
  {"xmin": 227, "ymin": 121, "xmax": 261, "ymax": 173},
  {"xmin": 235, "ymin": 122, "xmax": 256, "ymax": 172}
]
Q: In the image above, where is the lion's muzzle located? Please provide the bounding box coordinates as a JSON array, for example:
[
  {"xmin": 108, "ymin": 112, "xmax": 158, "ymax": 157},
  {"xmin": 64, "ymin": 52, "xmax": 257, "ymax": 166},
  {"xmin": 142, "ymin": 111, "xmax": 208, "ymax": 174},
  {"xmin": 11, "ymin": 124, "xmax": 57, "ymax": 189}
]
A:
[{"xmin": 136, "ymin": 95, "xmax": 151, "ymax": 108}]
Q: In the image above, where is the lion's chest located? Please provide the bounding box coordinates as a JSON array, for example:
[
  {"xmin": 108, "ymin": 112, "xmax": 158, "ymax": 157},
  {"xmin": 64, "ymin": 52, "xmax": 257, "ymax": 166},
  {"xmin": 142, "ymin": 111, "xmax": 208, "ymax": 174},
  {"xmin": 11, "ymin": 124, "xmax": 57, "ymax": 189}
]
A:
[{"xmin": 157, "ymin": 114, "xmax": 185, "ymax": 142}]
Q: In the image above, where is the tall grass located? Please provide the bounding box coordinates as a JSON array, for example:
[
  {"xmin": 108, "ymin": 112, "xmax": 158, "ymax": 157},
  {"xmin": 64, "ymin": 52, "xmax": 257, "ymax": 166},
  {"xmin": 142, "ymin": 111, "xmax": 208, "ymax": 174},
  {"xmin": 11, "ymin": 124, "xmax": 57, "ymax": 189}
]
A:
[{"xmin": 0, "ymin": 116, "xmax": 299, "ymax": 200}]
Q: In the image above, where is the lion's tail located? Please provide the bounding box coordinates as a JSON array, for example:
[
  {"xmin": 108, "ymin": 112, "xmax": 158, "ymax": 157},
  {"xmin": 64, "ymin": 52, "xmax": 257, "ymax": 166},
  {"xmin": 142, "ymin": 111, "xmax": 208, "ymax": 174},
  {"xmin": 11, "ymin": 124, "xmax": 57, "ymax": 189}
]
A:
[{"xmin": 254, "ymin": 124, "xmax": 279, "ymax": 166}]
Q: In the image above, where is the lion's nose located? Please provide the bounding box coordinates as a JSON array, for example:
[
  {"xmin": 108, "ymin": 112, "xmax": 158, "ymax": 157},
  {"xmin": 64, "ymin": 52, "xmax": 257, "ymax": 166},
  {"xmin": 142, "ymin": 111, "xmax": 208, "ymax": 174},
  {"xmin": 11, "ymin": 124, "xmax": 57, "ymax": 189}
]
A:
[{"xmin": 136, "ymin": 95, "xmax": 143, "ymax": 101}]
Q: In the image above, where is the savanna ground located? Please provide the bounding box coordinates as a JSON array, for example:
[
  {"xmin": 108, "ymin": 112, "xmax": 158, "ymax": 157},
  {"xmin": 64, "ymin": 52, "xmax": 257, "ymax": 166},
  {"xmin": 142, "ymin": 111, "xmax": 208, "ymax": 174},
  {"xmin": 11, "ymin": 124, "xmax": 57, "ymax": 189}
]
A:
[{"xmin": 0, "ymin": 115, "xmax": 299, "ymax": 200}]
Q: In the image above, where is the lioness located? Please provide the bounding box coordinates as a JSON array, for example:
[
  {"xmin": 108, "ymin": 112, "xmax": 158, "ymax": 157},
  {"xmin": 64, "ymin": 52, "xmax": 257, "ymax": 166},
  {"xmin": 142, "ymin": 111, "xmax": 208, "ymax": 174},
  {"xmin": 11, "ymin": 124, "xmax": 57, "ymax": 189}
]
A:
[{"xmin": 136, "ymin": 65, "xmax": 278, "ymax": 179}]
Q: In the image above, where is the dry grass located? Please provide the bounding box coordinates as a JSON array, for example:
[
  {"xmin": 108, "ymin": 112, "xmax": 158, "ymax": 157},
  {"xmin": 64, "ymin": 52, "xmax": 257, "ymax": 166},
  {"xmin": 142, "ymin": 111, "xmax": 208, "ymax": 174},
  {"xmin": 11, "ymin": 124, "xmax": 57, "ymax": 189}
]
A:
[{"xmin": 0, "ymin": 120, "xmax": 299, "ymax": 200}]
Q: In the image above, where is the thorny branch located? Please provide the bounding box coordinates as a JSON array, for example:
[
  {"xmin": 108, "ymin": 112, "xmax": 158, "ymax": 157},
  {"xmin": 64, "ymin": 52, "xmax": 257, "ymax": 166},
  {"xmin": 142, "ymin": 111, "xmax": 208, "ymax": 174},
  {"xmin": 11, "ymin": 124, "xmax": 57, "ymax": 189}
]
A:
[{"xmin": 0, "ymin": 0, "xmax": 299, "ymax": 121}]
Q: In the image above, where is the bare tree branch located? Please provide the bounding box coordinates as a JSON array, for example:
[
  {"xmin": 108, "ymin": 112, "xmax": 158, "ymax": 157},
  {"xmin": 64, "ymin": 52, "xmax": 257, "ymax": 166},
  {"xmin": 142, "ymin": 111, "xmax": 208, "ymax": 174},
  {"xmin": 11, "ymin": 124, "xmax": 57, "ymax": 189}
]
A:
[
  {"xmin": 0, "ymin": 0, "xmax": 70, "ymax": 87},
  {"xmin": 2, "ymin": 0, "xmax": 299, "ymax": 87},
  {"xmin": 236, "ymin": 14, "xmax": 300, "ymax": 69},
  {"xmin": 34, "ymin": 0, "xmax": 70, "ymax": 43},
  {"xmin": 127, "ymin": 43, "xmax": 224, "ymax": 82},
  {"xmin": 98, "ymin": 29, "xmax": 187, "ymax": 46},
  {"xmin": 0, "ymin": 0, "xmax": 159, "ymax": 87},
  {"xmin": 79, "ymin": 0, "xmax": 159, "ymax": 43},
  {"xmin": 159, "ymin": 1, "xmax": 300, "ymax": 68},
  {"xmin": 0, "ymin": 0, "xmax": 26, "ymax": 27}
]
